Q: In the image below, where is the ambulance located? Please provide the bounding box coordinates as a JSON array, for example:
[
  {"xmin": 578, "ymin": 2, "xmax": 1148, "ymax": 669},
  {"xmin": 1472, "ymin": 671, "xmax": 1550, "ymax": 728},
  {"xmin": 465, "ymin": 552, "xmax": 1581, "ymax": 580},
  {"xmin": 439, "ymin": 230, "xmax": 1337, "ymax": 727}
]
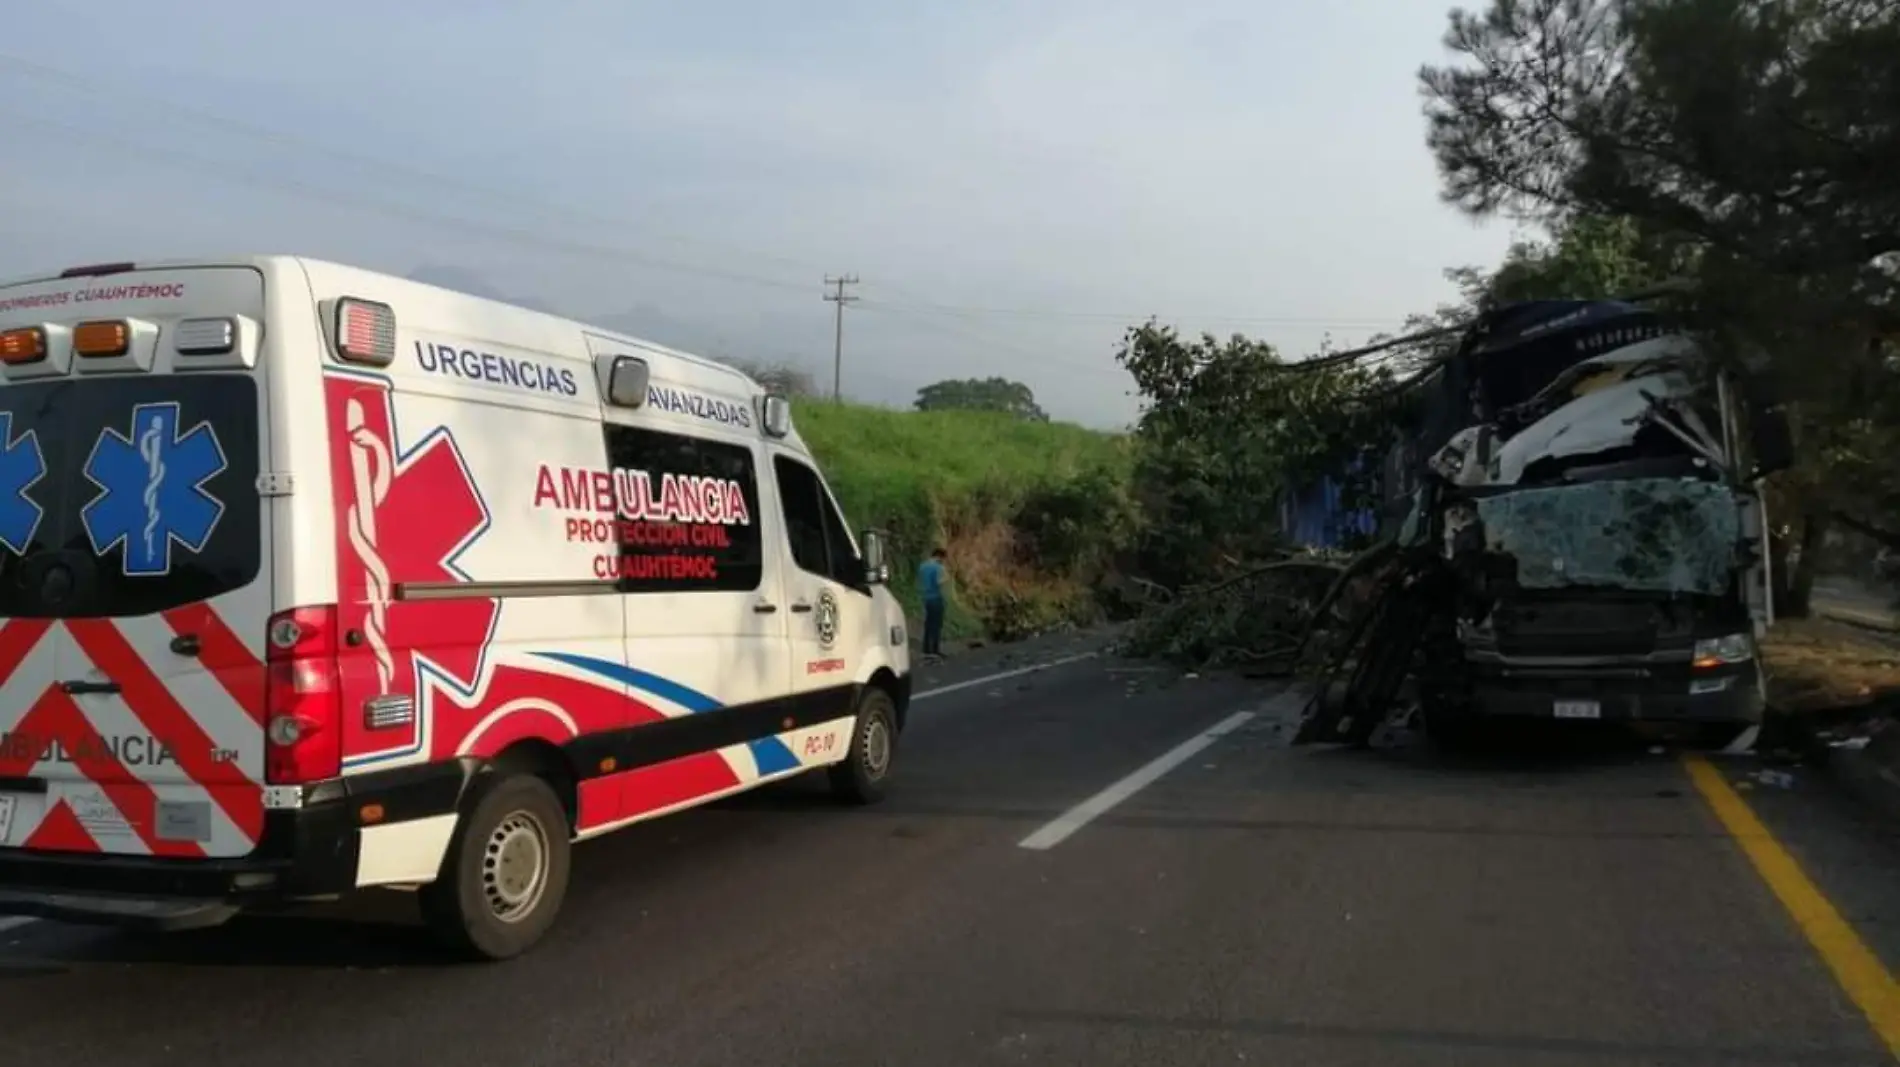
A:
[{"xmin": 0, "ymin": 256, "xmax": 912, "ymax": 959}]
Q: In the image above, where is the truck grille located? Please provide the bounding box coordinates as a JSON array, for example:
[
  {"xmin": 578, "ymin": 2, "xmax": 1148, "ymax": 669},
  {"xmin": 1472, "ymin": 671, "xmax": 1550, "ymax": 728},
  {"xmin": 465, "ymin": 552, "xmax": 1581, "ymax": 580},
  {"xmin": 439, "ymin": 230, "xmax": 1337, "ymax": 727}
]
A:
[{"xmin": 1491, "ymin": 600, "xmax": 1662, "ymax": 656}]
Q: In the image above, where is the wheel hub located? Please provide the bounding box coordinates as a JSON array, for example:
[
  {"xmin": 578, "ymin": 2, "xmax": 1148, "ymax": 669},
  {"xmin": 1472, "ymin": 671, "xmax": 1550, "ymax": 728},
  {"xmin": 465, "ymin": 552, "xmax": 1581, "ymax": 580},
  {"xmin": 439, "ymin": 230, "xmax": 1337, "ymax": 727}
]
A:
[
  {"xmin": 862, "ymin": 715, "xmax": 892, "ymax": 779},
  {"xmin": 482, "ymin": 811, "xmax": 550, "ymax": 923}
]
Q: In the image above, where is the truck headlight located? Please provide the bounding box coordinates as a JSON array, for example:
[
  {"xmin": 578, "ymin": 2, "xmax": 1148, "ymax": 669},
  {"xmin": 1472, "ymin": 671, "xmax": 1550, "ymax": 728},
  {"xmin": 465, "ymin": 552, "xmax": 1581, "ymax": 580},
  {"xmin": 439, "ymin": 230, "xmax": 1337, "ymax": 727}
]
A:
[{"xmin": 1692, "ymin": 633, "xmax": 1753, "ymax": 667}]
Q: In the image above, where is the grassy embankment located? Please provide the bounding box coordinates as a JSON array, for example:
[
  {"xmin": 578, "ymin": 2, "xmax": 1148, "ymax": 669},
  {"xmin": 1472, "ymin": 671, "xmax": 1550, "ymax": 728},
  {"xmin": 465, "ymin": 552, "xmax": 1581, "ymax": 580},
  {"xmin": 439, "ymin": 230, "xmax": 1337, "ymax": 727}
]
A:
[{"xmin": 796, "ymin": 399, "xmax": 1136, "ymax": 643}]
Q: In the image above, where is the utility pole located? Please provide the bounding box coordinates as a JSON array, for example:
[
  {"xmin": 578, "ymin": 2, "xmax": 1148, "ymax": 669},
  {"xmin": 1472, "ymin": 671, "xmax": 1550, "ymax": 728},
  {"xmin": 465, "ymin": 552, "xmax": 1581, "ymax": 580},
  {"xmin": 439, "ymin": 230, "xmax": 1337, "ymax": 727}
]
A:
[{"xmin": 823, "ymin": 274, "xmax": 859, "ymax": 400}]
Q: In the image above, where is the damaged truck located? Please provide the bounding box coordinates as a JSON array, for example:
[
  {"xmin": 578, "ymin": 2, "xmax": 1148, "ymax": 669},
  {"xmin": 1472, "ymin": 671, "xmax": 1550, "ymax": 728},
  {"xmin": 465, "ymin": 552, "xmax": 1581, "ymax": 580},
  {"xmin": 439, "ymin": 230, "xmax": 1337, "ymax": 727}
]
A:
[{"xmin": 1299, "ymin": 296, "xmax": 1794, "ymax": 748}]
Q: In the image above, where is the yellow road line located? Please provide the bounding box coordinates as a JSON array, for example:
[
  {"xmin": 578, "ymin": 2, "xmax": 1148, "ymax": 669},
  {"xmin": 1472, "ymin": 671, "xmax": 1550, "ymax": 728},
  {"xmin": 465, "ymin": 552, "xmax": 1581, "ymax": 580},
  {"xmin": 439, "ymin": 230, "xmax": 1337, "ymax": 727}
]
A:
[{"xmin": 1684, "ymin": 754, "xmax": 1900, "ymax": 1060}]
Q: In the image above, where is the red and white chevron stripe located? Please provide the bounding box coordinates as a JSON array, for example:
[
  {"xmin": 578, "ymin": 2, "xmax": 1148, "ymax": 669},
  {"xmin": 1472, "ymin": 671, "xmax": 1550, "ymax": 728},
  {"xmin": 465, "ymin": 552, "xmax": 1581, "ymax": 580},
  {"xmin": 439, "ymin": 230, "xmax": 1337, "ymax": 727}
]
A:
[{"xmin": 0, "ymin": 596, "xmax": 265, "ymax": 859}]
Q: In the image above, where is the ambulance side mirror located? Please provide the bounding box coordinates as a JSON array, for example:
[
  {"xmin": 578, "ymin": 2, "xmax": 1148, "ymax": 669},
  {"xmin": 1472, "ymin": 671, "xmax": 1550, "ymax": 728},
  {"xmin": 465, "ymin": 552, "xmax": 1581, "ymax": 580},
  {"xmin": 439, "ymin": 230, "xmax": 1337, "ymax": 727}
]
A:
[
  {"xmin": 762, "ymin": 394, "xmax": 793, "ymax": 438},
  {"xmin": 861, "ymin": 529, "xmax": 890, "ymax": 585},
  {"xmin": 606, "ymin": 356, "xmax": 651, "ymax": 408}
]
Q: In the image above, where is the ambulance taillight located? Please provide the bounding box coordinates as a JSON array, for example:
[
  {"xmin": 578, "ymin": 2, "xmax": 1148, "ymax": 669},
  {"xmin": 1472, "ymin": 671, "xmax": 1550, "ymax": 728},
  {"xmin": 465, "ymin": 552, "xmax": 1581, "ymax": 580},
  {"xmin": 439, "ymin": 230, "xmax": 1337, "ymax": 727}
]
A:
[{"xmin": 263, "ymin": 605, "xmax": 344, "ymax": 785}]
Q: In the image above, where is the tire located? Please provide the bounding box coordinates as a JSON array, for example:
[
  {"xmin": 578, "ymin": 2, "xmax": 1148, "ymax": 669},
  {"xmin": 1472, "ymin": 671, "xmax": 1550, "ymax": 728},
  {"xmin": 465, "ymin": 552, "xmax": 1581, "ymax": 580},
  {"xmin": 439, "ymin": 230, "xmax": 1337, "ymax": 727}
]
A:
[
  {"xmin": 828, "ymin": 686, "xmax": 898, "ymax": 806},
  {"xmin": 419, "ymin": 773, "xmax": 572, "ymax": 962}
]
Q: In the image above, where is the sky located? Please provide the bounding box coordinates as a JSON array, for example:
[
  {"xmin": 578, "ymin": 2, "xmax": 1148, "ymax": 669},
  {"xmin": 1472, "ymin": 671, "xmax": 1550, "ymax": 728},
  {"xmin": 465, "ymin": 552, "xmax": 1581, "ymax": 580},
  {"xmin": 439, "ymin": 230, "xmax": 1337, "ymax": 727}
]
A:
[{"xmin": 0, "ymin": 0, "xmax": 1521, "ymax": 428}]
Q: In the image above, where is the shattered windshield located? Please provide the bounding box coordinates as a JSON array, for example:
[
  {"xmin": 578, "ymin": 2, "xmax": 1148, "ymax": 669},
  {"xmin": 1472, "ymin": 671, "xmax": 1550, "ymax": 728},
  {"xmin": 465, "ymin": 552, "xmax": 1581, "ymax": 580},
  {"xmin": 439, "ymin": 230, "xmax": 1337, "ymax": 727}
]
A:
[{"xmin": 1475, "ymin": 478, "xmax": 1740, "ymax": 595}]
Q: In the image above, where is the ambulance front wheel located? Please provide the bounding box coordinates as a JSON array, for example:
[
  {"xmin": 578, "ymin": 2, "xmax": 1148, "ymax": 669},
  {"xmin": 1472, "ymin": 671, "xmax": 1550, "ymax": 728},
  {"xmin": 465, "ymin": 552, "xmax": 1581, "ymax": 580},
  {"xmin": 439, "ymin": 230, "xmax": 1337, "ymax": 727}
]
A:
[
  {"xmin": 829, "ymin": 686, "xmax": 898, "ymax": 805},
  {"xmin": 420, "ymin": 772, "xmax": 573, "ymax": 962}
]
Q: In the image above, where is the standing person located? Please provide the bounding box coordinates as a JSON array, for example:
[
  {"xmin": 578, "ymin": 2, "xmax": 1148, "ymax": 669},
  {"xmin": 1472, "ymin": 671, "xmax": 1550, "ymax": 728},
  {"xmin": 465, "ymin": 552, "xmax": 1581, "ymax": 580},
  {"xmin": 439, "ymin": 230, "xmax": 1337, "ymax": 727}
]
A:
[{"xmin": 918, "ymin": 547, "xmax": 949, "ymax": 660}]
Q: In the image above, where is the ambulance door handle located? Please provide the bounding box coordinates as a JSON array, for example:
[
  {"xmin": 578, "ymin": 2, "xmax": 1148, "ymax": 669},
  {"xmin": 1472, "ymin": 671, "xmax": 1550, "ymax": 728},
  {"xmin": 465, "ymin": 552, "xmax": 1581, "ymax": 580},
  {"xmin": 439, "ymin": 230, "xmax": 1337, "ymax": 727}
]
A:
[
  {"xmin": 61, "ymin": 679, "xmax": 120, "ymax": 695},
  {"xmin": 752, "ymin": 600, "xmax": 779, "ymax": 614},
  {"xmin": 790, "ymin": 600, "xmax": 814, "ymax": 614}
]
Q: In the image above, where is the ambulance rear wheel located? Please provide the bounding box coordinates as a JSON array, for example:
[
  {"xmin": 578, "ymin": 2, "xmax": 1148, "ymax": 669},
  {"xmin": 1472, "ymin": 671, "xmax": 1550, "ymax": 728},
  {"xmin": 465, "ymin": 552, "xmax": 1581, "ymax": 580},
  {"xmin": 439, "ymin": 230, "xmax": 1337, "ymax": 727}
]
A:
[
  {"xmin": 420, "ymin": 773, "xmax": 572, "ymax": 962},
  {"xmin": 829, "ymin": 686, "xmax": 897, "ymax": 805}
]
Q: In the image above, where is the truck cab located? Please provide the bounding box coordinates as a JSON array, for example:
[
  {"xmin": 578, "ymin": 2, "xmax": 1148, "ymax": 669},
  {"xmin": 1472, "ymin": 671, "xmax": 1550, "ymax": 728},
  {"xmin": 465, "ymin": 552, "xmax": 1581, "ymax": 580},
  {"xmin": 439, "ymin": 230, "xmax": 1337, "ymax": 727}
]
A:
[{"xmin": 1411, "ymin": 301, "xmax": 1784, "ymax": 745}]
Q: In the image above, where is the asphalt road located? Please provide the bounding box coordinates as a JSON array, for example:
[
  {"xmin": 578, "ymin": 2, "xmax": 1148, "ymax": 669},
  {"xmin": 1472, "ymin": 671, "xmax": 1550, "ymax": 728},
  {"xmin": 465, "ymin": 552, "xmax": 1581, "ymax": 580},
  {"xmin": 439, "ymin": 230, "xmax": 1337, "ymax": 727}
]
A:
[{"xmin": 6, "ymin": 630, "xmax": 1900, "ymax": 1067}]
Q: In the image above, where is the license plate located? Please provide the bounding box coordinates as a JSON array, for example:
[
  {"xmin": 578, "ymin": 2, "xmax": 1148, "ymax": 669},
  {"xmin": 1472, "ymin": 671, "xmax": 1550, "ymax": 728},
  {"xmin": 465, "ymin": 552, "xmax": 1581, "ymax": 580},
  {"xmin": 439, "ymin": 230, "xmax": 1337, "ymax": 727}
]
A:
[
  {"xmin": 1553, "ymin": 700, "xmax": 1602, "ymax": 719},
  {"xmin": 0, "ymin": 794, "xmax": 15, "ymax": 843}
]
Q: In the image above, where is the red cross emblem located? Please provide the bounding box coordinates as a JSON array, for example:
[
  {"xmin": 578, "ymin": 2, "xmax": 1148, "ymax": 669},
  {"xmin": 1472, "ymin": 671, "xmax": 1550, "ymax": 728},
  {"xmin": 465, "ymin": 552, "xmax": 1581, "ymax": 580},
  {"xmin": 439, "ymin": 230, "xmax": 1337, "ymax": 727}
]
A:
[{"xmin": 324, "ymin": 374, "xmax": 498, "ymax": 761}]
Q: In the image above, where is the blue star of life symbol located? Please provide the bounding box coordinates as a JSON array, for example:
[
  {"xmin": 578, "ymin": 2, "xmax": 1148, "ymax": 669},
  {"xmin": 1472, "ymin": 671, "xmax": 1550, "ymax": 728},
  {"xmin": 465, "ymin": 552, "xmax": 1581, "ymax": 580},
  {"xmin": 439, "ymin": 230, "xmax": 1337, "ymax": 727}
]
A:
[
  {"xmin": 82, "ymin": 402, "xmax": 228, "ymax": 576},
  {"xmin": 0, "ymin": 411, "xmax": 46, "ymax": 556}
]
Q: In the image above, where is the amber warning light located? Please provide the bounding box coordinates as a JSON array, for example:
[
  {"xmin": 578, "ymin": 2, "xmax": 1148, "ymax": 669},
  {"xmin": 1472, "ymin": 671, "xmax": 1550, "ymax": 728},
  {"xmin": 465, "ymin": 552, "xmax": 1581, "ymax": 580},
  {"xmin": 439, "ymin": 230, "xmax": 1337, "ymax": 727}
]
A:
[
  {"xmin": 0, "ymin": 327, "xmax": 46, "ymax": 365},
  {"xmin": 72, "ymin": 320, "xmax": 129, "ymax": 358}
]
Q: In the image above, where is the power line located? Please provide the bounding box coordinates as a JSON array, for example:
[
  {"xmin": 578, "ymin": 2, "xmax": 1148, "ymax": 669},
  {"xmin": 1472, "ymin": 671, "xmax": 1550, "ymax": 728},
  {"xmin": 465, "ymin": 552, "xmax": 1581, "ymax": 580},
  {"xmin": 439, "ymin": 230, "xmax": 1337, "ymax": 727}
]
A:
[
  {"xmin": 0, "ymin": 99, "xmax": 1419, "ymax": 396},
  {"xmin": 0, "ymin": 102, "xmax": 1126, "ymax": 391},
  {"xmin": 859, "ymin": 295, "xmax": 1408, "ymax": 331},
  {"xmin": 0, "ymin": 52, "xmax": 840, "ymax": 282},
  {"xmin": 0, "ymin": 104, "xmax": 818, "ymax": 297},
  {"xmin": 854, "ymin": 296, "xmax": 1406, "ymax": 379},
  {"xmin": 854, "ymin": 301, "xmax": 1131, "ymax": 381},
  {"xmin": 0, "ymin": 51, "xmax": 1451, "ymax": 404},
  {"xmin": 823, "ymin": 275, "xmax": 860, "ymax": 400},
  {"xmin": 0, "ymin": 52, "xmax": 1428, "ymax": 338}
]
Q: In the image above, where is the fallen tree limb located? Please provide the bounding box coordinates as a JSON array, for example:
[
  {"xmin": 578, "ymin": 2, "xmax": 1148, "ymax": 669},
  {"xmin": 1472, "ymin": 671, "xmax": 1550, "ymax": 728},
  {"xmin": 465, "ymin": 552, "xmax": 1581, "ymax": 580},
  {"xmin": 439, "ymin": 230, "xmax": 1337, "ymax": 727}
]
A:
[
  {"xmin": 1183, "ymin": 558, "xmax": 1349, "ymax": 599},
  {"xmin": 1119, "ymin": 550, "xmax": 1356, "ymax": 670}
]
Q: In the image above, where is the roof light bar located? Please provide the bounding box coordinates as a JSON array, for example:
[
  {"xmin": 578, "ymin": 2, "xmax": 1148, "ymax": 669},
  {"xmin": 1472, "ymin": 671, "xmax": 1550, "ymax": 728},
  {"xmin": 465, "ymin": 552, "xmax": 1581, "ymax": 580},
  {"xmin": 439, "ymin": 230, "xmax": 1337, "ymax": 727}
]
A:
[
  {"xmin": 174, "ymin": 317, "xmax": 237, "ymax": 356},
  {"xmin": 0, "ymin": 327, "xmax": 46, "ymax": 365},
  {"xmin": 72, "ymin": 320, "xmax": 130, "ymax": 358}
]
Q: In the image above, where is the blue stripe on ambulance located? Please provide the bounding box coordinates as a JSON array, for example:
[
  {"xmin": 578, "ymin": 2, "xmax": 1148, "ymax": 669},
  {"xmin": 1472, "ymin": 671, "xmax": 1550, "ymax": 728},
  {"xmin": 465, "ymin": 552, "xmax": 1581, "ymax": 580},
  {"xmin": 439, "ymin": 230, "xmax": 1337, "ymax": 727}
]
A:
[{"xmin": 531, "ymin": 652, "xmax": 803, "ymax": 775}]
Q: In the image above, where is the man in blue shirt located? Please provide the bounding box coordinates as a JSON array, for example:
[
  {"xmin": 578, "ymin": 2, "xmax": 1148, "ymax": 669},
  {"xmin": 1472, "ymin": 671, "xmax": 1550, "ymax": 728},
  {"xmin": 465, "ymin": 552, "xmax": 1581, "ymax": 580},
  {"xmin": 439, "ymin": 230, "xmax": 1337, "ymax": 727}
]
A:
[{"xmin": 918, "ymin": 547, "xmax": 949, "ymax": 659}]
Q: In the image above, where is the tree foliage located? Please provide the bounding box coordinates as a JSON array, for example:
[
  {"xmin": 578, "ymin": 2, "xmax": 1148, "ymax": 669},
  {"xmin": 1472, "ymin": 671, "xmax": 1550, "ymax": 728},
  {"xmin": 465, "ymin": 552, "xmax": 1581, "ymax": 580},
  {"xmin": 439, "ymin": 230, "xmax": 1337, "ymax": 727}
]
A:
[
  {"xmin": 1420, "ymin": 0, "xmax": 1900, "ymax": 552},
  {"xmin": 1114, "ymin": 324, "xmax": 1405, "ymax": 590},
  {"xmin": 1422, "ymin": 0, "xmax": 1898, "ymax": 288},
  {"xmin": 1420, "ymin": 0, "xmax": 1899, "ymax": 374},
  {"xmin": 913, "ymin": 377, "xmax": 1048, "ymax": 420}
]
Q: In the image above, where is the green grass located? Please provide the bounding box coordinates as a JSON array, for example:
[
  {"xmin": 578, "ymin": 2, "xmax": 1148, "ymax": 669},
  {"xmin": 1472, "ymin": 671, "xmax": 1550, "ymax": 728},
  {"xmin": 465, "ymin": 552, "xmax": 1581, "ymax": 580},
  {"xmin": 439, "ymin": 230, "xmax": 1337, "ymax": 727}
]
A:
[
  {"xmin": 796, "ymin": 399, "xmax": 1131, "ymax": 524},
  {"xmin": 793, "ymin": 399, "xmax": 1133, "ymax": 639}
]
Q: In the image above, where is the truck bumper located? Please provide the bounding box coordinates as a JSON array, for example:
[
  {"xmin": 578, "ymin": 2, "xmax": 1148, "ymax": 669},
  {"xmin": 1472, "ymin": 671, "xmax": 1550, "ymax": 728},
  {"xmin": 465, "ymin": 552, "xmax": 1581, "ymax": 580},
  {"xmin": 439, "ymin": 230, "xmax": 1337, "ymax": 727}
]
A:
[{"xmin": 1464, "ymin": 664, "xmax": 1764, "ymax": 725}]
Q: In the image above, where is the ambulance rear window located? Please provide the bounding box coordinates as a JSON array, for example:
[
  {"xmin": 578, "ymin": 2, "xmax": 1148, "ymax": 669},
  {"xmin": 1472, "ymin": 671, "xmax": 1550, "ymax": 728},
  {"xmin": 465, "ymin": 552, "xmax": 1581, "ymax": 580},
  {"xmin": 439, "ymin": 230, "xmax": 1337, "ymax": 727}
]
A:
[{"xmin": 0, "ymin": 375, "xmax": 261, "ymax": 618}]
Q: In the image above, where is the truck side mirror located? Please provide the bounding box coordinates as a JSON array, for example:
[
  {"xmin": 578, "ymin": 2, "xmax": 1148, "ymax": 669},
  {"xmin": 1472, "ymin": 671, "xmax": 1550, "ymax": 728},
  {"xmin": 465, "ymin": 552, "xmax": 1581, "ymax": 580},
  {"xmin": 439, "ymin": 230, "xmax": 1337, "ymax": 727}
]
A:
[{"xmin": 860, "ymin": 529, "xmax": 891, "ymax": 585}]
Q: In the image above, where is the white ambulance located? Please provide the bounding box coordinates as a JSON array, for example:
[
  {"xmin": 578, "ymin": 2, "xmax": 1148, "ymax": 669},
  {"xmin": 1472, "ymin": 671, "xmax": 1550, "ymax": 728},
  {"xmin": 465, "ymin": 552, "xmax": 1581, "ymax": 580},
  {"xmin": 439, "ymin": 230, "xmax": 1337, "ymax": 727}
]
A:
[{"xmin": 0, "ymin": 256, "xmax": 912, "ymax": 959}]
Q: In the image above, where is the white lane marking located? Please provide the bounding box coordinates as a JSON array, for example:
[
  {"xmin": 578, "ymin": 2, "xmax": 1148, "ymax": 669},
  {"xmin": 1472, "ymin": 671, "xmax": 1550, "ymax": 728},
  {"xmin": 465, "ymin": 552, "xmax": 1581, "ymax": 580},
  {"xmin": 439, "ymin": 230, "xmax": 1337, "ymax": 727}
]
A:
[
  {"xmin": 1017, "ymin": 709, "xmax": 1256, "ymax": 851},
  {"xmin": 0, "ymin": 915, "xmax": 38, "ymax": 935},
  {"xmin": 911, "ymin": 652, "xmax": 1100, "ymax": 702}
]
